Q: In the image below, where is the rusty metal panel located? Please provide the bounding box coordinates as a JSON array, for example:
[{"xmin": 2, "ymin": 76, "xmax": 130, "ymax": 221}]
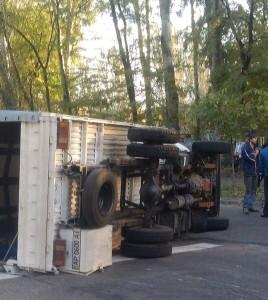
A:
[
  {"xmin": 53, "ymin": 239, "xmax": 66, "ymax": 267},
  {"xmin": 57, "ymin": 121, "xmax": 69, "ymax": 150}
]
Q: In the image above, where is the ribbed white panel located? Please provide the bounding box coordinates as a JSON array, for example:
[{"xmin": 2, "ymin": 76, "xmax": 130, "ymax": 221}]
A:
[
  {"xmin": 69, "ymin": 122, "xmax": 82, "ymax": 163},
  {"xmin": 103, "ymin": 125, "xmax": 129, "ymax": 160},
  {"xmin": 86, "ymin": 124, "xmax": 97, "ymax": 165},
  {"xmin": 18, "ymin": 121, "xmax": 50, "ymax": 271},
  {"xmin": 55, "ymin": 149, "xmax": 64, "ymax": 167}
]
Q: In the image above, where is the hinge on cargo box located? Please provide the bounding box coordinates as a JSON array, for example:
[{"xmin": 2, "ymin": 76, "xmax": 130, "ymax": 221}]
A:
[{"xmin": 49, "ymin": 136, "xmax": 53, "ymax": 145}]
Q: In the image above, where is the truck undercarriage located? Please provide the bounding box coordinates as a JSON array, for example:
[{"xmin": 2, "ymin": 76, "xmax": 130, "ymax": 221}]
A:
[{"xmin": 64, "ymin": 127, "xmax": 230, "ymax": 259}]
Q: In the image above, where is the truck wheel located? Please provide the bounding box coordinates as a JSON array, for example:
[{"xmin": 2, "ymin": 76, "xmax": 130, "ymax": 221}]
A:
[
  {"xmin": 207, "ymin": 217, "xmax": 229, "ymax": 231},
  {"xmin": 191, "ymin": 210, "xmax": 208, "ymax": 233},
  {"xmin": 82, "ymin": 168, "xmax": 117, "ymax": 227},
  {"xmin": 128, "ymin": 127, "xmax": 180, "ymax": 144},
  {"xmin": 127, "ymin": 143, "xmax": 180, "ymax": 160},
  {"xmin": 192, "ymin": 141, "xmax": 230, "ymax": 154},
  {"xmin": 121, "ymin": 241, "xmax": 172, "ymax": 258},
  {"xmin": 122, "ymin": 225, "xmax": 173, "ymax": 243}
]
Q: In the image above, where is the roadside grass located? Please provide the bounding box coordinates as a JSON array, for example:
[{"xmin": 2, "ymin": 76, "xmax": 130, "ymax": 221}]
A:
[{"xmin": 221, "ymin": 167, "xmax": 264, "ymax": 207}]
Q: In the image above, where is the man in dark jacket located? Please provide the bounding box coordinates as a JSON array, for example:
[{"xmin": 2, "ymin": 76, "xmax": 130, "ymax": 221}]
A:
[
  {"xmin": 241, "ymin": 131, "xmax": 259, "ymax": 214},
  {"xmin": 259, "ymin": 132, "xmax": 268, "ymax": 217}
]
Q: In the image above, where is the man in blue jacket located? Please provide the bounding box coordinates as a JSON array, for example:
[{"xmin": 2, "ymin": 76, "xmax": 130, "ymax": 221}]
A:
[
  {"xmin": 259, "ymin": 133, "xmax": 268, "ymax": 217},
  {"xmin": 241, "ymin": 131, "xmax": 259, "ymax": 214}
]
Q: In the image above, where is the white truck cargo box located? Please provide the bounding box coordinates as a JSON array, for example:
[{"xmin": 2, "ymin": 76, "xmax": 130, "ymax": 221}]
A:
[
  {"xmin": 0, "ymin": 110, "xmax": 142, "ymax": 274},
  {"xmin": 59, "ymin": 226, "xmax": 112, "ymax": 274}
]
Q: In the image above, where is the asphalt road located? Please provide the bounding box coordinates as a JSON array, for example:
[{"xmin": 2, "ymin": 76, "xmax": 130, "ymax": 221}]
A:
[{"xmin": 0, "ymin": 205, "xmax": 268, "ymax": 300}]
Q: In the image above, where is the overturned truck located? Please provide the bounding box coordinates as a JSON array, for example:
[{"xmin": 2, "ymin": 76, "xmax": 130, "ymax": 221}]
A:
[{"xmin": 0, "ymin": 111, "xmax": 230, "ymax": 274}]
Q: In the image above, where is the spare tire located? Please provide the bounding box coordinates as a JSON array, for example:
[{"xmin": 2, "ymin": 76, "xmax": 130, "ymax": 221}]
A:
[
  {"xmin": 82, "ymin": 168, "xmax": 117, "ymax": 227},
  {"xmin": 128, "ymin": 127, "xmax": 180, "ymax": 144},
  {"xmin": 121, "ymin": 241, "xmax": 172, "ymax": 258},
  {"xmin": 207, "ymin": 217, "xmax": 229, "ymax": 231},
  {"xmin": 123, "ymin": 225, "xmax": 173, "ymax": 243},
  {"xmin": 127, "ymin": 143, "xmax": 180, "ymax": 160},
  {"xmin": 192, "ymin": 141, "xmax": 230, "ymax": 154}
]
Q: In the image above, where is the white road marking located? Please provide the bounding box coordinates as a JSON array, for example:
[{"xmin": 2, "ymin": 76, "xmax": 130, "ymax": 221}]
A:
[
  {"xmin": 0, "ymin": 273, "xmax": 19, "ymax": 281},
  {"xmin": 113, "ymin": 256, "xmax": 134, "ymax": 263},
  {"xmin": 172, "ymin": 243, "xmax": 221, "ymax": 254},
  {"xmin": 112, "ymin": 243, "xmax": 221, "ymax": 263}
]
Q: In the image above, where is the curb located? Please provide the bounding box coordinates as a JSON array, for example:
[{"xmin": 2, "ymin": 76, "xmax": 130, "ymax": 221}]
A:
[
  {"xmin": 221, "ymin": 199, "xmax": 242, "ymax": 206},
  {"xmin": 221, "ymin": 198, "xmax": 263, "ymax": 208}
]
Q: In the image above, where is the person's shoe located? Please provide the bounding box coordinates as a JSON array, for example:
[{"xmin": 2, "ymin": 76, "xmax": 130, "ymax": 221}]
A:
[
  {"xmin": 243, "ymin": 208, "xmax": 249, "ymax": 215},
  {"xmin": 248, "ymin": 208, "xmax": 259, "ymax": 212},
  {"xmin": 261, "ymin": 214, "xmax": 268, "ymax": 218}
]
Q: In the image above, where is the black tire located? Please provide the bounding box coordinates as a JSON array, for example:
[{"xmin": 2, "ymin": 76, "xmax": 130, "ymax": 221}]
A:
[
  {"xmin": 128, "ymin": 127, "xmax": 180, "ymax": 144},
  {"xmin": 127, "ymin": 143, "xmax": 180, "ymax": 160},
  {"xmin": 192, "ymin": 141, "xmax": 230, "ymax": 154},
  {"xmin": 207, "ymin": 217, "xmax": 229, "ymax": 231},
  {"xmin": 191, "ymin": 210, "xmax": 208, "ymax": 233},
  {"xmin": 82, "ymin": 168, "xmax": 117, "ymax": 227},
  {"xmin": 121, "ymin": 241, "xmax": 172, "ymax": 258},
  {"xmin": 123, "ymin": 225, "xmax": 173, "ymax": 243}
]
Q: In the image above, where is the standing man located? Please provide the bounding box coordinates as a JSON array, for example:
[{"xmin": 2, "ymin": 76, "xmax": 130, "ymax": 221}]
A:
[
  {"xmin": 259, "ymin": 132, "xmax": 268, "ymax": 218},
  {"xmin": 241, "ymin": 131, "xmax": 259, "ymax": 214}
]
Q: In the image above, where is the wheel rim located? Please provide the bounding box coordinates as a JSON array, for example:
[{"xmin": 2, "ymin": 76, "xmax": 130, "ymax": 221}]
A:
[{"xmin": 98, "ymin": 183, "xmax": 114, "ymax": 216}]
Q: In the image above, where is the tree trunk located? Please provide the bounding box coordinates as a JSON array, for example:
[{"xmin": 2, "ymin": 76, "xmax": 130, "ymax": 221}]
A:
[
  {"xmin": 190, "ymin": 0, "xmax": 200, "ymax": 138},
  {"xmin": 42, "ymin": 68, "xmax": 51, "ymax": 112},
  {"xmin": 159, "ymin": 0, "xmax": 179, "ymax": 130},
  {"xmin": 221, "ymin": 0, "xmax": 254, "ymax": 102},
  {"xmin": 109, "ymin": 0, "xmax": 138, "ymax": 122},
  {"xmin": 262, "ymin": 0, "xmax": 267, "ymax": 27},
  {"xmin": 5, "ymin": 33, "xmax": 33, "ymax": 110},
  {"xmin": 1, "ymin": 0, "xmax": 31, "ymax": 109},
  {"xmin": 7, "ymin": 22, "xmax": 52, "ymax": 111},
  {"xmin": 54, "ymin": 0, "xmax": 71, "ymax": 114},
  {"xmin": 0, "ymin": 0, "xmax": 16, "ymax": 109},
  {"xmin": 205, "ymin": 0, "xmax": 223, "ymax": 92},
  {"xmin": 145, "ymin": 0, "xmax": 151, "ymax": 94},
  {"xmin": 63, "ymin": 0, "xmax": 74, "ymax": 76},
  {"xmin": 133, "ymin": 0, "xmax": 152, "ymax": 125}
]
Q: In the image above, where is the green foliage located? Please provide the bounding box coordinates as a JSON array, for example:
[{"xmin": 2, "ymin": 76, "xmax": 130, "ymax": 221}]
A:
[
  {"xmin": 0, "ymin": 0, "xmax": 95, "ymax": 112},
  {"xmin": 192, "ymin": 85, "xmax": 268, "ymax": 140},
  {"xmin": 191, "ymin": 0, "xmax": 268, "ymax": 139},
  {"xmin": 0, "ymin": 0, "xmax": 267, "ymax": 136}
]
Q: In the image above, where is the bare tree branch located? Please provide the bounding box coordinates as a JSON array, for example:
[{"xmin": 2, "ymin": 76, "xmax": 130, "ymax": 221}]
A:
[
  {"xmin": 109, "ymin": 0, "xmax": 138, "ymax": 122},
  {"xmin": 6, "ymin": 22, "xmax": 52, "ymax": 111},
  {"xmin": 220, "ymin": 0, "xmax": 244, "ymax": 51}
]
